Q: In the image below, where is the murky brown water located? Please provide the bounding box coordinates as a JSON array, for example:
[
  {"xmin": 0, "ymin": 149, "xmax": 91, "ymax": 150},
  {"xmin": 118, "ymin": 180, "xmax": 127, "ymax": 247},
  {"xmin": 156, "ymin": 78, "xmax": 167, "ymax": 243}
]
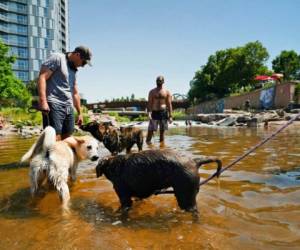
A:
[{"xmin": 0, "ymin": 124, "xmax": 300, "ymax": 250}]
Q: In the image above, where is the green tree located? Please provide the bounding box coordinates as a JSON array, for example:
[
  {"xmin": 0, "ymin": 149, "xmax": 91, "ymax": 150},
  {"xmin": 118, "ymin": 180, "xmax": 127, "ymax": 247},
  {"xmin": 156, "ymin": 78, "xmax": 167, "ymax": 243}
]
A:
[
  {"xmin": 0, "ymin": 40, "xmax": 31, "ymax": 107},
  {"xmin": 272, "ymin": 50, "xmax": 300, "ymax": 80},
  {"xmin": 188, "ymin": 41, "xmax": 269, "ymax": 103},
  {"xmin": 130, "ymin": 93, "xmax": 135, "ymax": 101},
  {"xmin": 26, "ymin": 79, "xmax": 38, "ymax": 96}
]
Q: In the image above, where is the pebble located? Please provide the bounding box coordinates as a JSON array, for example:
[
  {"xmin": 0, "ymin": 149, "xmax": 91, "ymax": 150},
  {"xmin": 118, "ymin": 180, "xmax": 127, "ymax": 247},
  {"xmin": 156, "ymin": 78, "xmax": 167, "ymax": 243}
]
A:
[{"xmin": 112, "ymin": 220, "xmax": 122, "ymax": 226}]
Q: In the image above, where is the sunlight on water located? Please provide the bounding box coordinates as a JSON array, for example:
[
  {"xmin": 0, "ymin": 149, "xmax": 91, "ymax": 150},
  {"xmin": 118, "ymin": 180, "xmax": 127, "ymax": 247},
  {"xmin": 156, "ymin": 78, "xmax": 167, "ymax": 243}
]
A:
[{"xmin": 0, "ymin": 124, "xmax": 300, "ymax": 249}]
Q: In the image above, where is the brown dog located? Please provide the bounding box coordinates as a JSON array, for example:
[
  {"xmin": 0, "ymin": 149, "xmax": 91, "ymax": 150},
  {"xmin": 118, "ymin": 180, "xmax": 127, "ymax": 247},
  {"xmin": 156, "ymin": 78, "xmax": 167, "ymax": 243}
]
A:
[
  {"xmin": 96, "ymin": 149, "xmax": 222, "ymax": 212},
  {"xmin": 80, "ymin": 121, "xmax": 143, "ymax": 155},
  {"xmin": 119, "ymin": 126, "xmax": 143, "ymax": 154}
]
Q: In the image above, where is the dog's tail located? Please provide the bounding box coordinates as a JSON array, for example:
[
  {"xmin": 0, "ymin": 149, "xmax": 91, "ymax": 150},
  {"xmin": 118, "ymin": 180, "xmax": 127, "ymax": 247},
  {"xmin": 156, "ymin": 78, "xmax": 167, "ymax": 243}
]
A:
[
  {"xmin": 194, "ymin": 156, "xmax": 222, "ymax": 177},
  {"xmin": 21, "ymin": 126, "xmax": 56, "ymax": 162}
]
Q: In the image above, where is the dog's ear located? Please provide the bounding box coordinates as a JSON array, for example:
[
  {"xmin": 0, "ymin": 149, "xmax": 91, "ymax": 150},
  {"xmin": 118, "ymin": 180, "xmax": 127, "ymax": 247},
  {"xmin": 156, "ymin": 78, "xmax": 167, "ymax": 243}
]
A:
[
  {"xmin": 63, "ymin": 136, "xmax": 80, "ymax": 148},
  {"xmin": 74, "ymin": 137, "xmax": 85, "ymax": 144},
  {"xmin": 98, "ymin": 124, "xmax": 106, "ymax": 135}
]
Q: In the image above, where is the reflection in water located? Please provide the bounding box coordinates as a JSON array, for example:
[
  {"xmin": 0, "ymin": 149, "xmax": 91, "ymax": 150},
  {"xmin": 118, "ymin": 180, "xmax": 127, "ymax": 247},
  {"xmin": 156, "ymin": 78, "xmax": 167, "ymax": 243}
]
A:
[{"xmin": 0, "ymin": 125, "xmax": 300, "ymax": 249}]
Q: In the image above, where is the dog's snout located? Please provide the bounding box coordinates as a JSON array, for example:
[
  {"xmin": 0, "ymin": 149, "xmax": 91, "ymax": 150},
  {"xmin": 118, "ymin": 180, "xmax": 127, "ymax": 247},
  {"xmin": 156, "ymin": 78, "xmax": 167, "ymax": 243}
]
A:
[{"xmin": 91, "ymin": 155, "xmax": 99, "ymax": 161}]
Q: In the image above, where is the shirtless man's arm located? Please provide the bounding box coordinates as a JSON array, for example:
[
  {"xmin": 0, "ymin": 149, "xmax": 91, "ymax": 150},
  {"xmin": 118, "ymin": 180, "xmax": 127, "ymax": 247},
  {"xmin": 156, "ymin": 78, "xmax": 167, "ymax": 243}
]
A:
[
  {"xmin": 147, "ymin": 90, "xmax": 154, "ymax": 120},
  {"xmin": 166, "ymin": 91, "xmax": 173, "ymax": 122}
]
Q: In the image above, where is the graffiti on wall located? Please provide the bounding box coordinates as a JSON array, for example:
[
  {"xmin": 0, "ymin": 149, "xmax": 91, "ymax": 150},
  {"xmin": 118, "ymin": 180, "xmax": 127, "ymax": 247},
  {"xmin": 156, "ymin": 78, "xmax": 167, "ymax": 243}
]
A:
[{"xmin": 260, "ymin": 87, "xmax": 275, "ymax": 109}]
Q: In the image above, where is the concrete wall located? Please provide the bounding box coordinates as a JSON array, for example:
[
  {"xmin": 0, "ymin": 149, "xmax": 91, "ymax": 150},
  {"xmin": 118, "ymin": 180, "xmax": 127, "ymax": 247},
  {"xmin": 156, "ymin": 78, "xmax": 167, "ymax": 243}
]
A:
[{"xmin": 188, "ymin": 82, "xmax": 296, "ymax": 114}]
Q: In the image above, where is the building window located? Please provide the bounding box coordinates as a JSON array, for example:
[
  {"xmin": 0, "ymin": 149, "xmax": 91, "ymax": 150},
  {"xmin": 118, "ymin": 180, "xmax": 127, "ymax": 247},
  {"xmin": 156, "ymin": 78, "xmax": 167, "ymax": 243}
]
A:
[
  {"xmin": 16, "ymin": 59, "xmax": 29, "ymax": 70},
  {"xmin": 15, "ymin": 71, "xmax": 29, "ymax": 82},
  {"xmin": 10, "ymin": 47, "xmax": 28, "ymax": 58},
  {"xmin": 17, "ymin": 14, "xmax": 27, "ymax": 24}
]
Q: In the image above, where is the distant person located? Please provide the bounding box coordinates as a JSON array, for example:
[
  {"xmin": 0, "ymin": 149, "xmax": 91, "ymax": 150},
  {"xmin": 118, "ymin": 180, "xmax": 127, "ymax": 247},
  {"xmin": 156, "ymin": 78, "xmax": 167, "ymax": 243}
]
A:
[
  {"xmin": 146, "ymin": 75, "xmax": 173, "ymax": 144},
  {"xmin": 37, "ymin": 46, "xmax": 92, "ymax": 140},
  {"xmin": 185, "ymin": 120, "xmax": 192, "ymax": 126},
  {"xmin": 244, "ymin": 99, "xmax": 251, "ymax": 112}
]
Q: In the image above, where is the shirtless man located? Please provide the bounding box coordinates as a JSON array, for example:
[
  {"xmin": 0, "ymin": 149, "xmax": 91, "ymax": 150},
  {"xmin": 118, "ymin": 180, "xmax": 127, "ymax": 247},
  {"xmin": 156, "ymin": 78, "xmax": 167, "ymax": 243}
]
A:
[{"xmin": 146, "ymin": 75, "xmax": 173, "ymax": 143}]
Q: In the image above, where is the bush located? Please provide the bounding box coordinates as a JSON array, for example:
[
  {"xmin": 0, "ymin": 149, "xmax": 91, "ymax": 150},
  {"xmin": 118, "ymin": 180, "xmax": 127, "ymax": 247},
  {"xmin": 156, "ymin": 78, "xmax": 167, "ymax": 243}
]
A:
[
  {"xmin": 132, "ymin": 115, "xmax": 148, "ymax": 122},
  {"xmin": 172, "ymin": 110, "xmax": 187, "ymax": 120},
  {"xmin": 108, "ymin": 112, "xmax": 131, "ymax": 123},
  {"xmin": 0, "ymin": 107, "xmax": 42, "ymax": 127}
]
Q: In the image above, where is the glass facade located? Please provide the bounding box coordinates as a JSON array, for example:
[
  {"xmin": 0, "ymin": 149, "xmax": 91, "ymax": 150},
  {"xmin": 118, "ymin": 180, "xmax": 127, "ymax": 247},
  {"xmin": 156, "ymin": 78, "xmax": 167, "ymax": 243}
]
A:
[{"xmin": 0, "ymin": 0, "xmax": 69, "ymax": 82}]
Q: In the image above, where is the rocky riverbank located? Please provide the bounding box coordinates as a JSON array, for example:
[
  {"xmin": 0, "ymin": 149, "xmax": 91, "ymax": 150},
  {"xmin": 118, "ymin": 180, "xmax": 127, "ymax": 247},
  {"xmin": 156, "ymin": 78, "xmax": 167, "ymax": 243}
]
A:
[
  {"xmin": 189, "ymin": 109, "xmax": 300, "ymax": 127},
  {"xmin": 0, "ymin": 109, "xmax": 299, "ymax": 138}
]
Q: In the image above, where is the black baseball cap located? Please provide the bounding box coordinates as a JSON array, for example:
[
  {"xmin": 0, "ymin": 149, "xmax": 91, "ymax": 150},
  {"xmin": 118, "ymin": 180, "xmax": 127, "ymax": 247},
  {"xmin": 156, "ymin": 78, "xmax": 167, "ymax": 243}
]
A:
[{"xmin": 74, "ymin": 45, "xmax": 92, "ymax": 66}]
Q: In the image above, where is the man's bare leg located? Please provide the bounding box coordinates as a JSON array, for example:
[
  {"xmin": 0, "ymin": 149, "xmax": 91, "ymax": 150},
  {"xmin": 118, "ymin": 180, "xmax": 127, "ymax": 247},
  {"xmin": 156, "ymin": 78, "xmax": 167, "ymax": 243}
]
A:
[
  {"xmin": 146, "ymin": 130, "xmax": 154, "ymax": 144},
  {"xmin": 159, "ymin": 130, "xmax": 165, "ymax": 142}
]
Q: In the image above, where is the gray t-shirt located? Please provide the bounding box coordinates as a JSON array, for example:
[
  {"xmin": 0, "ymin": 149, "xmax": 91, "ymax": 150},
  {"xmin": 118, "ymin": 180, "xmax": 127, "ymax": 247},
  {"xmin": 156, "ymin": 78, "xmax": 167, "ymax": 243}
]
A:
[{"xmin": 42, "ymin": 53, "xmax": 77, "ymax": 106}]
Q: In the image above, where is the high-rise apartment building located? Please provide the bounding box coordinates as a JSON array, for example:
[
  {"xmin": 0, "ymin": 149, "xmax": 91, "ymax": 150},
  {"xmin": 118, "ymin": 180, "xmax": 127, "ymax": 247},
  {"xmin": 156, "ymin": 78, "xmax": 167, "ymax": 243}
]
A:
[{"xmin": 0, "ymin": 0, "xmax": 69, "ymax": 82}]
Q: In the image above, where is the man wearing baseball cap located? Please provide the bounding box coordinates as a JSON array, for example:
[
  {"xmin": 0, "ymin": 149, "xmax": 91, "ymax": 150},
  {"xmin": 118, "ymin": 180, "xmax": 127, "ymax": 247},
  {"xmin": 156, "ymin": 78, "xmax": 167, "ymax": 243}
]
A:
[{"xmin": 37, "ymin": 45, "xmax": 92, "ymax": 140}]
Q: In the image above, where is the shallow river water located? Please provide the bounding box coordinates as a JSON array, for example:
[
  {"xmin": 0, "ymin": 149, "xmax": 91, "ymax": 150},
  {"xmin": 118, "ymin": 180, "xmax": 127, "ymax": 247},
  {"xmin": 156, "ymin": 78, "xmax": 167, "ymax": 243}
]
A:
[{"xmin": 0, "ymin": 124, "xmax": 299, "ymax": 250}]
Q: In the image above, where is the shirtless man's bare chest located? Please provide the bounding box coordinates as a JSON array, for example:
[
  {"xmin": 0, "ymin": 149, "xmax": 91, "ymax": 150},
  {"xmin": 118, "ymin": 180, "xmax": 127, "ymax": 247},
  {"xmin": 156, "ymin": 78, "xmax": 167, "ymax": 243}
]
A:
[{"xmin": 150, "ymin": 88, "xmax": 169, "ymax": 111}]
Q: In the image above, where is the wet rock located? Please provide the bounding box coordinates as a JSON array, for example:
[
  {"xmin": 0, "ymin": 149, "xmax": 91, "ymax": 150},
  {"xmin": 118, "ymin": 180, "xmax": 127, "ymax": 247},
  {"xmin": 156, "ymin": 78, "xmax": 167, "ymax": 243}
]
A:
[
  {"xmin": 216, "ymin": 117, "xmax": 237, "ymax": 126},
  {"xmin": 247, "ymin": 118, "xmax": 258, "ymax": 127},
  {"xmin": 290, "ymin": 109, "xmax": 300, "ymax": 114},
  {"xmin": 285, "ymin": 114, "xmax": 300, "ymax": 121},
  {"xmin": 112, "ymin": 220, "xmax": 122, "ymax": 226},
  {"xmin": 276, "ymin": 109, "xmax": 285, "ymax": 117},
  {"xmin": 236, "ymin": 116, "xmax": 251, "ymax": 123},
  {"xmin": 194, "ymin": 114, "xmax": 228, "ymax": 123}
]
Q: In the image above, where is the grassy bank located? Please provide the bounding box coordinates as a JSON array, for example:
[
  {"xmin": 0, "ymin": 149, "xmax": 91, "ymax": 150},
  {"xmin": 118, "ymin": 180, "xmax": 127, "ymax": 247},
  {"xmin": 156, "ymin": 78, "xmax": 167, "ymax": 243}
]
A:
[
  {"xmin": 0, "ymin": 107, "xmax": 42, "ymax": 128},
  {"xmin": 0, "ymin": 107, "xmax": 90, "ymax": 128},
  {"xmin": 107, "ymin": 110, "xmax": 187, "ymax": 123},
  {"xmin": 0, "ymin": 108, "xmax": 188, "ymax": 129}
]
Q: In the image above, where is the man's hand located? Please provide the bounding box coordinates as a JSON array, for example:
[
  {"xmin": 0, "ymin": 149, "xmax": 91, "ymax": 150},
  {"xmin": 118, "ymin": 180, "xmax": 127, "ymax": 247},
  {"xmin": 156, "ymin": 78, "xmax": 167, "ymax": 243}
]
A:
[
  {"xmin": 77, "ymin": 114, "xmax": 83, "ymax": 127},
  {"xmin": 39, "ymin": 99, "xmax": 50, "ymax": 113},
  {"xmin": 168, "ymin": 117, "xmax": 173, "ymax": 124},
  {"xmin": 148, "ymin": 112, "xmax": 152, "ymax": 120}
]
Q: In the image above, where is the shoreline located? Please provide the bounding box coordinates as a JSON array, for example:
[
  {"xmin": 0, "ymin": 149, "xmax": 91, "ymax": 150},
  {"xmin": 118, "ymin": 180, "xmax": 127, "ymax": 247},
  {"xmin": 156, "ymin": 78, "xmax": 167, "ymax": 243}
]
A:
[{"xmin": 1, "ymin": 119, "xmax": 300, "ymax": 139}]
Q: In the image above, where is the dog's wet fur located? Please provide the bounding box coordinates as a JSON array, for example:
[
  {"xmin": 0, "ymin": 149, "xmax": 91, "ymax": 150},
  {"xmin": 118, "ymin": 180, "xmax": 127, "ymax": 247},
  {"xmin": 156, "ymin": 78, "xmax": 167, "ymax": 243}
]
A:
[
  {"xmin": 21, "ymin": 126, "xmax": 100, "ymax": 210},
  {"xmin": 80, "ymin": 121, "xmax": 143, "ymax": 155},
  {"xmin": 96, "ymin": 149, "xmax": 222, "ymax": 212}
]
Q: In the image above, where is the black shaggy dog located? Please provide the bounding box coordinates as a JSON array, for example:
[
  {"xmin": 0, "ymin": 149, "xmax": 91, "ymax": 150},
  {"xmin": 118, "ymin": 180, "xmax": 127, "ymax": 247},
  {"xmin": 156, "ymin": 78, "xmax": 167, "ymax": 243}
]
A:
[
  {"xmin": 96, "ymin": 149, "xmax": 222, "ymax": 212},
  {"xmin": 80, "ymin": 121, "xmax": 143, "ymax": 155}
]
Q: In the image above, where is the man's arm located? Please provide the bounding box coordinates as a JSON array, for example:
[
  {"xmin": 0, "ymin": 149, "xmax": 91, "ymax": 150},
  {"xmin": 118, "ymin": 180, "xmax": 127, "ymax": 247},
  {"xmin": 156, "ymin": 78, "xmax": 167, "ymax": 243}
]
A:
[
  {"xmin": 37, "ymin": 66, "xmax": 53, "ymax": 111},
  {"xmin": 73, "ymin": 82, "xmax": 83, "ymax": 126},
  {"xmin": 167, "ymin": 91, "xmax": 173, "ymax": 121},
  {"xmin": 147, "ymin": 90, "xmax": 153, "ymax": 120}
]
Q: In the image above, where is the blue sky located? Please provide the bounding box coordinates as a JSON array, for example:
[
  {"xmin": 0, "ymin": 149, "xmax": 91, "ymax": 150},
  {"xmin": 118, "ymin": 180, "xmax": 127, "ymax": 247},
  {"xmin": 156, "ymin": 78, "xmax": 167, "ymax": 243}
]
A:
[{"xmin": 69, "ymin": 0, "xmax": 300, "ymax": 103}]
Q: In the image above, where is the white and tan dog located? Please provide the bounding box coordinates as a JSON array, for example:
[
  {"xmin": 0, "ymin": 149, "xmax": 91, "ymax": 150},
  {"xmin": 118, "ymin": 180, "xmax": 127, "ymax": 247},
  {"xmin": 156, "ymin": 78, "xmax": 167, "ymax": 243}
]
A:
[{"xmin": 21, "ymin": 126, "xmax": 100, "ymax": 210}]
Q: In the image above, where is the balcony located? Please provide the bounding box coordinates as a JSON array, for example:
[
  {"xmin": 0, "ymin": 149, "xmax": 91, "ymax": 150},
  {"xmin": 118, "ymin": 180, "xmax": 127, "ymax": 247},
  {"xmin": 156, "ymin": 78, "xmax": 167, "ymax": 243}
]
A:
[
  {"xmin": 0, "ymin": 3, "xmax": 8, "ymax": 11},
  {"xmin": 0, "ymin": 2, "xmax": 27, "ymax": 14},
  {"xmin": 2, "ymin": 38, "xmax": 28, "ymax": 47},
  {"xmin": 7, "ymin": 6, "xmax": 27, "ymax": 15},
  {"xmin": 11, "ymin": 0, "xmax": 27, "ymax": 4},
  {"xmin": 0, "ymin": 25, "xmax": 27, "ymax": 35},
  {"xmin": 0, "ymin": 13, "xmax": 8, "ymax": 21},
  {"xmin": 0, "ymin": 15, "xmax": 27, "ymax": 25},
  {"xmin": 0, "ymin": 24, "xmax": 8, "ymax": 33}
]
